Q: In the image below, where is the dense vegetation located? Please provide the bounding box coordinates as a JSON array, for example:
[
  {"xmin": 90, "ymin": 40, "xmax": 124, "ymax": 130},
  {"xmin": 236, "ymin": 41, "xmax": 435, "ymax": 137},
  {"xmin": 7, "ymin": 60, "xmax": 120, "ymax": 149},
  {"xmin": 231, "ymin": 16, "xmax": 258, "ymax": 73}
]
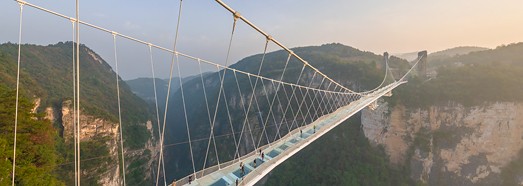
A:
[
  {"xmin": 264, "ymin": 116, "xmax": 412, "ymax": 185},
  {"xmin": 0, "ymin": 42, "xmax": 152, "ymax": 185},
  {"xmin": 0, "ymin": 85, "xmax": 63, "ymax": 185}
]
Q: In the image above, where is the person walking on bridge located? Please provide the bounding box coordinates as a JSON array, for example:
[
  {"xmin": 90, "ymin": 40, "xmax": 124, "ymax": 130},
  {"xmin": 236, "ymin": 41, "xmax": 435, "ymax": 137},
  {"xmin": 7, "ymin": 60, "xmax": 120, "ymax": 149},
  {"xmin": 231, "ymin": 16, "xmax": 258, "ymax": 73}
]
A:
[{"xmin": 240, "ymin": 162, "xmax": 245, "ymax": 178}]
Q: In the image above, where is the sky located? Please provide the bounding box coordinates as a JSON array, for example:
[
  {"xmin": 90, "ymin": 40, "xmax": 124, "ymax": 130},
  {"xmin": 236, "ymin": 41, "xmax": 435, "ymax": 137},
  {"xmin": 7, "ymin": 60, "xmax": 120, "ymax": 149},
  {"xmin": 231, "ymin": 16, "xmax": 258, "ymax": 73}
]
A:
[{"xmin": 1, "ymin": 0, "xmax": 522, "ymax": 80}]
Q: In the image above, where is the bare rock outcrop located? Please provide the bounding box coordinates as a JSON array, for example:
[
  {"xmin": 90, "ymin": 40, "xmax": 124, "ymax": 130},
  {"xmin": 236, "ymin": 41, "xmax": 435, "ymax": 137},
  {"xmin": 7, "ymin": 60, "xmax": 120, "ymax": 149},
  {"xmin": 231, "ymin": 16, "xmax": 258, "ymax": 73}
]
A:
[{"xmin": 362, "ymin": 101, "xmax": 523, "ymax": 185}]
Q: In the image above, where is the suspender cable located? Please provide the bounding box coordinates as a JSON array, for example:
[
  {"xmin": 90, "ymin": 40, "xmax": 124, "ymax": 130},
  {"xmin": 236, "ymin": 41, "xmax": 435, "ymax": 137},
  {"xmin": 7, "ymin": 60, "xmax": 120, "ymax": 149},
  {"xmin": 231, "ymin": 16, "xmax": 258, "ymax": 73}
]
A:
[
  {"xmin": 14, "ymin": 0, "xmax": 348, "ymax": 96},
  {"xmin": 278, "ymin": 82, "xmax": 297, "ymax": 136},
  {"xmin": 214, "ymin": 0, "xmax": 357, "ymax": 94},
  {"xmin": 74, "ymin": 0, "xmax": 81, "ymax": 184},
  {"xmin": 199, "ymin": 60, "xmax": 229, "ymax": 167},
  {"xmin": 279, "ymin": 65, "xmax": 306, "ymax": 135},
  {"xmin": 270, "ymin": 54, "xmax": 292, "ymax": 141},
  {"xmin": 149, "ymin": 45, "xmax": 167, "ymax": 186},
  {"xmin": 203, "ymin": 14, "xmax": 239, "ymax": 173},
  {"xmin": 250, "ymin": 40, "xmax": 271, "ymax": 149},
  {"xmin": 292, "ymin": 72, "xmax": 317, "ymax": 130},
  {"xmin": 232, "ymin": 70, "xmax": 257, "ymax": 161},
  {"xmin": 112, "ymin": 34, "xmax": 127, "ymax": 186},
  {"xmin": 400, "ymin": 56, "xmax": 424, "ymax": 81},
  {"xmin": 303, "ymin": 77, "xmax": 324, "ymax": 122},
  {"xmin": 317, "ymin": 83, "xmax": 332, "ymax": 116},
  {"xmin": 303, "ymin": 77, "xmax": 326, "ymax": 123},
  {"xmin": 175, "ymin": 53, "xmax": 199, "ymax": 175},
  {"xmin": 159, "ymin": 0, "xmax": 193, "ymax": 180},
  {"xmin": 216, "ymin": 66, "xmax": 239, "ymax": 164},
  {"xmin": 12, "ymin": 3, "xmax": 24, "ymax": 185},
  {"xmin": 246, "ymin": 74, "xmax": 265, "ymax": 146},
  {"xmin": 70, "ymin": 19, "xmax": 78, "ymax": 186}
]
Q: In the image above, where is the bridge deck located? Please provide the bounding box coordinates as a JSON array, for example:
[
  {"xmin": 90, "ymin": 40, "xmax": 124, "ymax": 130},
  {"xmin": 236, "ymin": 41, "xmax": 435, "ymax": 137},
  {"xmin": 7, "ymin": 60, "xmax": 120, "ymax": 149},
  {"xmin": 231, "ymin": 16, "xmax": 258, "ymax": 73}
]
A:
[{"xmin": 175, "ymin": 81, "xmax": 405, "ymax": 186}]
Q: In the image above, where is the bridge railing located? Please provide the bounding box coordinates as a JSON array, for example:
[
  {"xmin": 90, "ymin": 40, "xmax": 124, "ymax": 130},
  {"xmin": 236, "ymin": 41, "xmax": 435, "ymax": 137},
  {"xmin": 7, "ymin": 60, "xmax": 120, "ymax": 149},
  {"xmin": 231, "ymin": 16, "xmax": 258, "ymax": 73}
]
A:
[{"xmin": 173, "ymin": 117, "xmax": 327, "ymax": 185}]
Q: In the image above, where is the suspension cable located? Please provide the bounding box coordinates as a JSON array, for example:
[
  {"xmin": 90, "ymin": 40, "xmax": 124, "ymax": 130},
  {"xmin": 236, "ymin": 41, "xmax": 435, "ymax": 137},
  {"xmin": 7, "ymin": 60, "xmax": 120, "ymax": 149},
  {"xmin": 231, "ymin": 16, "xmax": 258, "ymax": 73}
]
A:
[
  {"xmin": 200, "ymin": 60, "xmax": 228, "ymax": 168},
  {"xmin": 203, "ymin": 14, "xmax": 238, "ymax": 173},
  {"xmin": 161, "ymin": 0, "xmax": 197, "ymax": 179},
  {"xmin": 149, "ymin": 45, "xmax": 167, "ymax": 186},
  {"xmin": 74, "ymin": 0, "xmax": 81, "ymax": 184},
  {"xmin": 400, "ymin": 55, "xmax": 424, "ymax": 81},
  {"xmin": 302, "ymin": 77, "xmax": 326, "ymax": 123},
  {"xmin": 11, "ymin": 3, "xmax": 24, "ymax": 185},
  {"xmin": 231, "ymin": 70, "xmax": 257, "ymax": 161},
  {"xmin": 13, "ymin": 0, "xmax": 351, "ymax": 96},
  {"xmin": 292, "ymin": 72, "xmax": 318, "ymax": 131},
  {"xmin": 175, "ymin": 53, "xmax": 198, "ymax": 176},
  {"xmin": 279, "ymin": 65, "xmax": 306, "ymax": 136},
  {"xmin": 217, "ymin": 67, "xmax": 238, "ymax": 165},
  {"xmin": 269, "ymin": 54, "xmax": 292, "ymax": 141},
  {"xmin": 214, "ymin": 0, "xmax": 356, "ymax": 94},
  {"xmin": 248, "ymin": 39, "xmax": 271, "ymax": 149},
  {"xmin": 70, "ymin": 19, "xmax": 78, "ymax": 186},
  {"xmin": 112, "ymin": 34, "xmax": 127, "ymax": 186}
]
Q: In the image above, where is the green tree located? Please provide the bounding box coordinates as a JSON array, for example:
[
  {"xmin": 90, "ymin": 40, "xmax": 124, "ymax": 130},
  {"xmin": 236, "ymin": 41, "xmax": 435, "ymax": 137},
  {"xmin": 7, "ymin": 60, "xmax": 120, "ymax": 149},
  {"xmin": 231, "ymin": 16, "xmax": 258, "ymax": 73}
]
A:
[{"xmin": 0, "ymin": 85, "xmax": 63, "ymax": 185}]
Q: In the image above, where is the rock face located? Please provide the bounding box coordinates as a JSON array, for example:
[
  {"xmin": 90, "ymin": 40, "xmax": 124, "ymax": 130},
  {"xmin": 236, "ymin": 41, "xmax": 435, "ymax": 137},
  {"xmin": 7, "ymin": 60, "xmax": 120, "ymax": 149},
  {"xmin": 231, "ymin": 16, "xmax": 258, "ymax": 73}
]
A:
[
  {"xmin": 362, "ymin": 100, "xmax": 523, "ymax": 185},
  {"xmin": 43, "ymin": 100, "xmax": 121, "ymax": 185},
  {"xmin": 61, "ymin": 100, "xmax": 119, "ymax": 142},
  {"xmin": 44, "ymin": 100, "xmax": 157, "ymax": 185}
]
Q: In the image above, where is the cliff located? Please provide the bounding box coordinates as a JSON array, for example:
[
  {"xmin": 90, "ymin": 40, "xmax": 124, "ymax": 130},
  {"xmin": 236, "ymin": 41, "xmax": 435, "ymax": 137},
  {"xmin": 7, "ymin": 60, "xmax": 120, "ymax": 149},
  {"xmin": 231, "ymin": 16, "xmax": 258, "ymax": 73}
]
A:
[
  {"xmin": 362, "ymin": 100, "xmax": 523, "ymax": 185},
  {"xmin": 0, "ymin": 42, "xmax": 155, "ymax": 185}
]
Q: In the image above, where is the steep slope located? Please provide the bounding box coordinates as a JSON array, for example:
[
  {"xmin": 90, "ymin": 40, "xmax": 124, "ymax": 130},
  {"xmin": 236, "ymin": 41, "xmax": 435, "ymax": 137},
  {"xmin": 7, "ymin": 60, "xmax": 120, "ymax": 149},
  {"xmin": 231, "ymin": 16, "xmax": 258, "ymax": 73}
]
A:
[
  {"xmin": 0, "ymin": 42, "xmax": 154, "ymax": 185},
  {"xmin": 161, "ymin": 43, "xmax": 410, "ymax": 182}
]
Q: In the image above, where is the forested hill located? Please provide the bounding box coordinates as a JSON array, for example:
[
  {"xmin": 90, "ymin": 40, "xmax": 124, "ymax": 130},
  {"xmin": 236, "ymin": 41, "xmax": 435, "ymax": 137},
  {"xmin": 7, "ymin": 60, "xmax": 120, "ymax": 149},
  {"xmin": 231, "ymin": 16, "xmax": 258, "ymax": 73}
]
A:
[
  {"xmin": 161, "ymin": 43, "xmax": 410, "ymax": 182},
  {"xmin": 429, "ymin": 43, "xmax": 523, "ymax": 68},
  {"xmin": 0, "ymin": 42, "xmax": 151, "ymax": 185},
  {"xmin": 0, "ymin": 42, "xmax": 149, "ymax": 121},
  {"xmin": 429, "ymin": 46, "xmax": 488, "ymax": 58},
  {"xmin": 396, "ymin": 42, "xmax": 523, "ymax": 107}
]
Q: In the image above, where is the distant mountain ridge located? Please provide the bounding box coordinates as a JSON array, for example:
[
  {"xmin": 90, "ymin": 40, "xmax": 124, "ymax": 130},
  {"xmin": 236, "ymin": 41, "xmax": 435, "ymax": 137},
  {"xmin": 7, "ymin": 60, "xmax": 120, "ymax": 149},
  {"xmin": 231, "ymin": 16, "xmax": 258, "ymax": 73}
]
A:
[
  {"xmin": 392, "ymin": 46, "xmax": 489, "ymax": 63},
  {"xmin": 429, "ymin": 42, "xmax": 523, "ymax": 68},
  {"xmin": 429, "ymin": 46, "xmax": 489, "ymax": 58}
]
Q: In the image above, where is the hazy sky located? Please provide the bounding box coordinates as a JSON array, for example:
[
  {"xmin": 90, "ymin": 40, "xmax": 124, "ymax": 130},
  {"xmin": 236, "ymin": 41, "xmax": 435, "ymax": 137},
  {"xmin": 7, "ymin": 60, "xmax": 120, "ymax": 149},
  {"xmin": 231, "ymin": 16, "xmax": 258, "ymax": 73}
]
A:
[{"xmin": 1, "ymin": 0, "xmax": 522, "ymax": 79}]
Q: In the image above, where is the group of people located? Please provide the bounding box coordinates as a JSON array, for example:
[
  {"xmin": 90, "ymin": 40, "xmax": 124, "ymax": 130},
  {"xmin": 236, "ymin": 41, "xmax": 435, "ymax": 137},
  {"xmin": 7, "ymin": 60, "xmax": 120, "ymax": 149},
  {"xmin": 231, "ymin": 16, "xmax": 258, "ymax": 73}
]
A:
[{"xmin": 236, "ymin": 149, "xmax": 266, "ymax": 185}]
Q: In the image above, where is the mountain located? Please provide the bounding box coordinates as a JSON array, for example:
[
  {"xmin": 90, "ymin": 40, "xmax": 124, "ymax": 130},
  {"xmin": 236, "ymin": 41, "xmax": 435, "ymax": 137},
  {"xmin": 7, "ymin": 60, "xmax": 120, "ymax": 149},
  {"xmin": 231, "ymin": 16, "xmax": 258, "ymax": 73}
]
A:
[
  {"xmin": 0, "ymin": 42, "xmax": 154, "ymax": 185},
  {"xmin": 126, "ymin": 73, "xmax": 212, "ymax": 111},
  {"xmin": 432, "ymin": 43, "xmax": 523, "ymax": 67},
  {"xmin": 127, "ymin": 78, "xmax": 177, "ymax": 103},
  {"xmin": 361, "ymin": 42, "xmax": 523, "ymax": 185},
  {"xmin": 429, "ymin": 46, "xmax": 489, "ymax": 58},
  {"xmin": 393, "ymin": 46, "xmax": 489, "ymax": 64},
  {"xmin": 160, "ymin": 43, "xmax": 411, "ymax": 182},
  {"xmin": 428, "ymin": 46, "xmax": 490, "ymax": 68},
  {"xmin": 393, "ymin": 52, "xmax": 420, "ymax": 62}
]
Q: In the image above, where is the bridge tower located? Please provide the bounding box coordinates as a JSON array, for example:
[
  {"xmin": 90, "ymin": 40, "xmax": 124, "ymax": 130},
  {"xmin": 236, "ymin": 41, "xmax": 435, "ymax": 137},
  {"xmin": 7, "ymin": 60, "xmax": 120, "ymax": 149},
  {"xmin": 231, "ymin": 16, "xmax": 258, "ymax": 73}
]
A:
[
  {"xmin": 417, "ymin": 51, "xmax": 428, "ymax": 79},
  {"xmin": 383, "ymin": 52, "xmax": 389, "ymax": 69}
]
